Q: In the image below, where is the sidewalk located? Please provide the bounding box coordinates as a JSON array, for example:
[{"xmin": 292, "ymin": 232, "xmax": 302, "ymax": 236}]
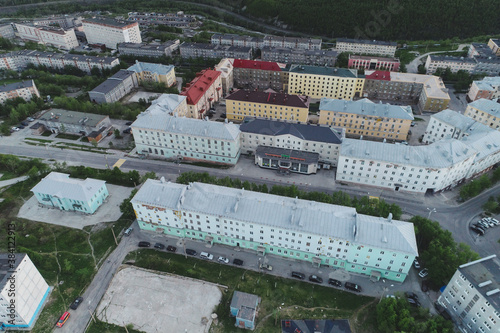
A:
[{"xmin": 0, "ymin": 175, "xmax": 28, "ymax": 188}]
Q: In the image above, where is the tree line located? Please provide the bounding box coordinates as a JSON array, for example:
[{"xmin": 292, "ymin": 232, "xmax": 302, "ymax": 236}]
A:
[{"xmin": 459, "ymin": 168, "xmax": 500, "ymax": 201}]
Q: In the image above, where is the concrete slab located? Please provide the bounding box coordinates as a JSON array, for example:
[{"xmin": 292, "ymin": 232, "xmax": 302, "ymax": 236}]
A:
[
  {"xmin": 17, "ymin": 184, "xmax": 134, "ymax": 229},
  {"xmin": 96, "ymin": 267, "xmax": 222, "ymax": 333}
]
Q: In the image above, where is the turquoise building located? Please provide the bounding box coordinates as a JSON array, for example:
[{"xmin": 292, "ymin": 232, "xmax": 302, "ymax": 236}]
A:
[
  {"xmin": 230, "ymin": 291, "xmax": 260, "ymax": 330},
  {"xmin": 31, "ymin": 172, "xmax": 108, "ymax": 214}
]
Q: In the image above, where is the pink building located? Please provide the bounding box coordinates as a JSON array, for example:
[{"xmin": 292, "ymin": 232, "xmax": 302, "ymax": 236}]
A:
[{"xmin": 348, "ymin": 55, "xmax": 400, "ymax": 72}]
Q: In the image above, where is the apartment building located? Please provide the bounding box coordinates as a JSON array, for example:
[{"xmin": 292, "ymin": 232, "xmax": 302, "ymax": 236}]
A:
[
  {"xmin": 260, "ymin": 47, "xmax": 337, "ymax": 66},
  {"xmin": 363, "ymin": 71, "xmax": 450, "ymax": 112},
  {"xmin": 211, "ymin": 33, "xmax": 262, "ymax": 48},
  {"xmin": 0, "ymin": 50, "xmax": 120, "ymax": 73},
  {"xmin": 465, "ymin": 42, "xmax": 500, "ymax": 76},
  {"xmin": 239, "ymin": 117, "xmax": 344, "ymax": 166},
  {"xmin": 348, "ymin": 55, "xmax": 400, "ymax": 72},
  {"xmin": 254, "ymin": 146, "xmax": 320, "ymax": 175},
  {"xmin": 488, "ymin": 38, "xmax": 500, "ymax": 56},
  {"xmin": 0, "ymin": 23, "xmax": 15, "ymax": 39},
  {"xmin": 425, "ymin": 55, "xmax": 477, "ymax": 74},
  {"xmin": 211, "ymin": 34, "xmax": 322, "ymax": 50},
  {"xmin": 179, "ymin": 43, "xmax": 252, "ymax": 60},
  {"xmin": 215, "ymin": 58, "xmax": 234, "ymax": 96},
  {"xmin": 32, "ymin": 15, "xmax": 82, "ymax": 29},
  {"xmin": 15, "ymin": 23, "xmax": 79, "ymax": 50},
  {"xmin": 336, "ymin": 38, "xmax": 397, "ymax": 57},
  {"xmin": 117, "ymin": 40, "xmax": 180, "ymax": 58},
  {"xmin": 467, "ymin": 77, "xmax": 500, "ymax": 102},
  {"xmin": 225, "ymin": 90, "xmax": 310, "ymax": 123},
  {"xmin": 0, "ymin": 254, "xmax": 50, "ymax": 331},
  {"xmin": 127, "ymin": 61, "xmax": 176, "ymax": 87},
  {"xmin": 422, "ymin": 109, "xmax": 486, "ymax": 144},
  {"xmin": 0, "ymin": 80, "xmax": 40, "ymax": 104},
  {"xmin": 318, "ymin": 98, "xmax": 413, "ymax": 141},
  {"xmin": 127, "ymin": 11, "xmax": 199, "ymax": 28},
  {"xmin": 31, "ymin": 172, "xmax": 109, "ymax": 214},
  {"xmin": 287, "ymin": 65, "xmax": 365, "ymax": 100},
  {"xmin": 82, "ymin": 17, "xmax": 141, "ymax": 49},
  {"xmin": 88, "ymin": 69, "xmax": 139, "ymax": 104},
  {"xmin": 180, "ymin": 69, "xmax": 222, "ymax": 119},
  {"xmin": 464, "ymin": 98, "xmax": 500, "ymax": 130},
  {"xmin": 131, "ymin": 114, "xmax": 241, "ymax": 164},
  {"xmin": 232, "ymin": 59, "xmax": 287, "ymax": 92},
  {"xmin": 437, "ymin": 255, "xmax": 500, "ymax": 333},
  {"xmin": 131, "ymin": 180, "xmax": 418, "ymax": 282},
  {"xmin": 140, "ymin": 93, "xmax": 188, "ymax": 117}
]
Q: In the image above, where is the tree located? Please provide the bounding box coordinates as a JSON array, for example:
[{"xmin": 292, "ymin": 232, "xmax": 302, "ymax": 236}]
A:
[{"xmin": 114, "ymin": 128, "xmax": 122, "ymax": 139}]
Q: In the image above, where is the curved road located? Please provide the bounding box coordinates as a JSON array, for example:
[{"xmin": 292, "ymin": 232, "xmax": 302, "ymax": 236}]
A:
[{"xmin": 406, "ymin": 43, "xmax": 471, "ymax": 73}]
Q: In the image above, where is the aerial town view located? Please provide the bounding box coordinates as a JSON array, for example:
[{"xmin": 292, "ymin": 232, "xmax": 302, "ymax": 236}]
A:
[{"xmin": 0, "ymin": 0, "xmax": 499, "ymax": 332}]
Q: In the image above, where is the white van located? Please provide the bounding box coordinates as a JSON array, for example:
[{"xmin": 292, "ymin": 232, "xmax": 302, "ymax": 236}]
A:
[{"xmin": 200, "ymin": 252, "xmax": 213, "ymax": 260}]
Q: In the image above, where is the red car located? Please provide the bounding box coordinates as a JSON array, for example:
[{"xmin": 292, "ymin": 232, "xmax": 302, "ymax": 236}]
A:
[{"xmin": 56, "ymin": 311, "xmax": 70, "ymax": 328}]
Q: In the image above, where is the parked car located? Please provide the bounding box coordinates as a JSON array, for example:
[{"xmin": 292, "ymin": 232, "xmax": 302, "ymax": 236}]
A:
[
  {"xmin": 154, "ymin": 243, "xmax": 165, "ymax": 250},
  {"xmin": 27, "ymin": 117, "xmax": 35, "ymax": 122},
  {"xmin": 344, "ymin": 282, "xmax": 362, "ymax": 292},
  {"xmin": 124, "ymin": 227, "xmax": 133, "ymax": 236},
  {"xmin": 138, "ymin": 241, "xmax": 150, "ymax": 248},
  {"xmin": 185, "ymin": 249, "xmax": 197, "ymax": 256},
  {"xmin": 408, "ymin": 298, "xmax": 420, "ymax": 307},
  {"xmin": 21, "ymin": 121, "xmax": 29, "ymax": 126},
  {"xmin": 56, "ymin": 312, "xmax": 70, "ymax": 327},
  {"xmin": 200, "ymin": 252, "xmax": 213, "ymax": 260},
  {"xmin": 418, "ymin": 268, "xmax": 429, "ymax": 278},
  {"xmin": 405, "ymin": 292, "xmax": 419, "ymax": 301},
  {"xmin": 166, "ymin": 245, "xmax": 177, "ymax": 252},
  {"xmin": 470, "ymin": 225, "xmax": 485, "ymax": 236},
  {"xmin": 308, "ymin": 275, "xmax": 323, "ymax": 283},
  {"xmin": 421, "ymin": 281, "xmax": 429, "ymax": 292},
  {"xmin": 17, "ymin": 125, "xmax": 25, "ymax": 129},
  {"xmin": 125, "ymin": 121, "xmax": 133, "ymax": 125},
  {"xmin": 123, "ymin": 127, "xmax": 131, "ymax": 134},
  {"xmin": 218, "ymin": 256, "xmax": 229, "ymax": 264},
  {"xmin": 291, "ymin": 271, "xmax": 305, "ymax": 280},
  {"xmin": 411, "ymin": 122, "xmax": 416, "ymax": 127},
  {"xmin": 70, "ymin": 296, "xmax": 83, "ymax": 310},
  {"xmin": 328, "ymin": 278, "xmax": 342, "ymax": 288},
  {"xmin": 259, "ymin": 263, "xmax": 273, "ymax": 271},
  {"xmin": 11, "ymin": 127, "xmax": 19, "ymax": 132},
  {"xmin": 233, "ymin": 258, "xmax": 244, "ymax": 266},
  {"xmin": 413, "ymin": 258, "xmax": 421, "ymax": 269},
  {"xmin": 491, "ymin": 218, "xmax": 499, "ymax": 226},
  {"xmin": 220, "ymin": 113, "xmax": 227, "ymax": 119}
]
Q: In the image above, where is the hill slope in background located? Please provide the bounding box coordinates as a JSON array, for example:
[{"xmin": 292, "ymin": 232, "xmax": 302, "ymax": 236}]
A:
[{"xmin": 242, "ymin": 0, "xmax": 500, "ymax": 40}]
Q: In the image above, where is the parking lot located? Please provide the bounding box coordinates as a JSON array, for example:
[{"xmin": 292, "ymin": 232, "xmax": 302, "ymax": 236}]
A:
[{"xmin": 96, "ymin": 266, "xmax": 222, "ymax": 333}]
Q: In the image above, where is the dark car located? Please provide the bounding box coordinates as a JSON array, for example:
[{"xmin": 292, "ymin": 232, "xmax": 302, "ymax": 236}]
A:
[
  {"xmin": 470, "ymin": 225, "xmax": 485, "ymax": 235},
  {"xmin": 421, "ymin": 281, "xmax": 429, "ymax": 292},
  {"xmin": 185, "ymin": 248, "xmax": 197, "ymax": 256},
  {"xmin": 233, "ymin": 258, "xmax": 244, "ymax": 266},
  {"xmin": 328, "ymin": 278, "xmax": 342, "ymax": 288},
  {"xmin": 408, "ymin": 298, "xmax": 420, "ymax": 307},
  {"xmin": 405, "ymin": 292, "xmax": 419, "ymax": 300},
  {"xmin": 291, "ymin": 271, "xmax": 305, "ymax": 280},
  {"xmin": 123, "ymin": 127, "xmax": 131, "ymax": 134},
  {"xmin": 125, "ymin": 121, "xmax": 133, "ymax": 125},
  {"xmin": 21, "ymin": 121, "xmax": 29, "ymax": 126},
  {"xmin": 309, "ymin": 275, "xmax": 323, "ymax": 283},
  {"xmin": 154, "ymin": 243, "xmax": 165, "ymax": 250},
  {"xmin": 18, "ymin": 125, "xmax": 25, "ymax": 129},
  {"xmin": 166, "ymin": 245, "xmax": 177, "ymax": 252},
  {"xmin": 344, "ymin": 282, "xmax": 362, "ymax": 292},
  {"xmin": 138, "ymin": 241, "xmax": 150, "ymax": 248},
  {"xmin": 69, "ymin": 296, "xmax": 83, "ymax": 310},
  {"xmin": 220, "ymin": 113, "xmax": 227, "ymax": 119}
]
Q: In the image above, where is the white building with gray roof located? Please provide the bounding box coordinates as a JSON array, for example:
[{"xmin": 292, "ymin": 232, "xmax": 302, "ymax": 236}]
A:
[
  {"xmin": 131, "ymin": 179, "xmax": 418, "ymax": 282},
  {"xmin": 131, "ymin": 112, "xmax": 241, "ymax": 164},
  {"xmin": 88, "ymin": 69, "xmax": 139, "ymax": 104}
]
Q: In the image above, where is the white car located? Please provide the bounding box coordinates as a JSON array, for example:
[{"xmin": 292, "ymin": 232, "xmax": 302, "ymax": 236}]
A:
[
  {"xmin": 217, "ymin": 256, "xmax": 229, "ymax": 264},
  {"xmin": 418, "ymin": 268, "xmax": 429, "ymax": 278},
  {"xmin": 200, "ymin": 252, "xmax": 213, "ymax": 260},
  {"xmin": 11, "ymin": 127, "xmax": 19, "ymax": 132}
]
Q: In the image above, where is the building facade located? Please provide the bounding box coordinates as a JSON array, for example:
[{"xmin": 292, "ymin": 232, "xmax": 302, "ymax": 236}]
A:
[
  {"xmin": 318, "ymin": 98, "xmax": 414, "ymax": 141},
  {"xmin": 0, "ymin": 80, "xmax": 40, "ymax": 104},
  {"xmin": 179, "ymin": 43, "xmax": 252, "ymax": 60},
  {"xmin": 255, "ymin": 146, "xmax": 320, "ymax": 175},
  {"xmin": 180, "ymin": 69, "xmax": 222, "ymax": 119},
  {"xmin": 225, "ymin": 90, "xmax": 310, "ymax": 123},
  {"xmin": 131, "ymin": 180, "xmax": 418, "ymax": 282},
  {"xmin": 0, "ymin": 254, "xmax": 50, "ymax": 331},
  {"xmin": 0, "ymin": 23, "xmax": 15, "ymax": 39},
  {"xmin": 117, "ymin": 40, "xmax": 180, "ymax": 57},
  {"xmin": 464, "ymin": 99, "xmax": 500, "ymax": 130},
  {"xmin": 437, "ymin": 255, "xmax": 500, "ymax": 333},
  {"xmin": 336, "ymin": 38, "xmax": 397, "ymax": 57},
  {"xmin": 467, "ymin": 77, "xmax": 500, "ymax": 102},
  {"xmin": 287, "ymin": 65, "xmax": 365, "ymax": 100},
  {"xmin": 260, "ymin": 47, "xmax": 337, "ymax": 66},
  {"xmin": 211, "ymin": 33, "xmax": 262, "ymax": 48},
  {"xmin": 127, "ymin": 11, "xmax": 199, "ymax": 28},
  {"xmin": 488, "ymin": 38, "xmax": 500, "ymax": 56},
  {"xmin": 31, "ymin": 172, "xmax": 109, "ymax": 214},
  {"xmin": 215, "ymin": 58, "xmax": 234, "ymax": 96},
  {"xmin": 88, "ymin": 69, "xmax": 139, "ymax": 104},
  {"xmin": 424, "ymin": 55, "xmax": 477, "ymax": 75},
  {"xmin": 211, "ymin": 34, "xmax": 322, "ymax": 50},
  {"xmin": 232, "ymin": 59, "xmax": 287, "ymax": 92},
  {"xmin": 131, "ymin": 114, "xmax": 241, "ymax": 165},
  {"xmin": 127, "ymin": 61, "xmax": 176, "ymax": 87},
  {"xmin": 348, "ymin": 54, "xmax": 400, "ymax": 71},
  {"xmin": 423, "ymin": 109, "xmax": 481, "ymax": 144},
  {"xmin": 239, "ymin": 117, "xmax": 344, "ymax": 166},
  {"xmin": 14, "ymin": 23, "xmax": 79, "ymax": 50},
  {"xmin": 82, "ymin": 17, "xmax": 141, "ymax": 49}
]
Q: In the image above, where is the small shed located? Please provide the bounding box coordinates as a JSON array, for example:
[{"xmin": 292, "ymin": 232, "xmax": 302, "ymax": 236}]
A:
[{"xmin": 230, "ymin": 291, "xmax": 260, "ymax": 330}]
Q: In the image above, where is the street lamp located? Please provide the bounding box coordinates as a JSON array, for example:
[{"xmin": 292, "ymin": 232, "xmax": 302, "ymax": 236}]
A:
[{"xmin": 427, "ymin": 207, "xmax": 436, "ymax": 219}]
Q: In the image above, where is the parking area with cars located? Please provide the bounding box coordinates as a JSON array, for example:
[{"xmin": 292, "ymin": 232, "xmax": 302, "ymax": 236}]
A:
[{"xmin": 470, "ymin": 216, "xmax": 500, "ymax": 236}]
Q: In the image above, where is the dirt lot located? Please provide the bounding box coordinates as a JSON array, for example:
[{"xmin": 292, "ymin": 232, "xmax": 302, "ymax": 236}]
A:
[{"xmin": 96, "ymin": 266, "xmax": 223, "ymax": 333}]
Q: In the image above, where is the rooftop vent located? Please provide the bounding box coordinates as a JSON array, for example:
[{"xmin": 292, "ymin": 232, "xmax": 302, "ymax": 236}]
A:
[
  {"xmin": 478, "ymin": 280, "xmax": 492, "ymax": 288},
  {"xmin": 486, "ymin": 289, "xmax": 500, "ymax": 296}
]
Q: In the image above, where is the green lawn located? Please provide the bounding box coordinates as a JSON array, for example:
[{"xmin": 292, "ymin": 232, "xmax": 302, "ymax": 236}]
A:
[
  {"xmin": 125, "ymin": 250, "xmax": 374, "ymax": 333},
  {"xmin": 55, "ymin": 133, "xmax": 81, "ymax": 140}
]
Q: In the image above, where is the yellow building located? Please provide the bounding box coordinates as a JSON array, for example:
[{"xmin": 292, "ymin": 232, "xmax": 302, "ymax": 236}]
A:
[
  {"xmin": 417, "ymin": 75, "xmax": 450, "ymax": 112},
  {"xmin": 464, "ymin": 98, "xmax": 500, "ymax": 130},
  {"xmin": 487, "ymin": 38, "xmax": 500, "ymax": 56},
  {"xmin": 128, "ymin": 61, "xmax": 177, "ymax": 87},
  {"xmin": 287, "ymin": 65, "xmax": 364, "ymax": 100},
  {"xmin": 225, "ymin": 90, "xmax": 310, "ymax": 123},
  {"xmin": 319, "ymin": 98, "xmax": 413, "ymax": 140}
]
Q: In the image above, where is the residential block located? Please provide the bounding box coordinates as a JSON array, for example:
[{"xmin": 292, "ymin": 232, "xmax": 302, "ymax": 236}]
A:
[
  {"xmin": 180, "ymin": 69, "xmax": 222, "ymax": 119},
  {"xmin": 14, "ymin": 23, "xmax": 79, "ymax": 50},
  {"xmin": 88, "ymin": 69, "xmax": 139, "ymax": 104},
  {"xmin": 127, "ymin": 61, "xmax": 176, "ymax": 87},
  {"xmin": 464, "ymin": 98, "xmax": 500, "ymax": 130},
  {"xmin": 0, "ymin": 80, "xmax": 40, "ymax": 104},
  {"xmin": 117, "ymin": 40, "xmax": 180, "ymax": 58},
  {"xmin": 82, "ymin": 17, "xmax": 141, "ymax": 49},
  {"xmin": 336, "ymin": 38, "xmax": 397, "ymax": 57},
  {"xmin": 232, "ymin": 59, "xmax": 287, "ymax": 92}
]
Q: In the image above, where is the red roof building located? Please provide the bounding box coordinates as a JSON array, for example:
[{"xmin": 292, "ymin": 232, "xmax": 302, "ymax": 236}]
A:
[
  {"xmin": 180, "ymin": 69, "xmax": 222, "ymax": 118},
  {"xmin": 233, "ymin": 59, "xmax": 287, "ymax": 92},
  {"xmin": 364, "ymin": 70, "xmax": 392, "ymax": 81},
  {"xmin": 233, "ymin": 59, "xmax": 282, "ymax": 71}
]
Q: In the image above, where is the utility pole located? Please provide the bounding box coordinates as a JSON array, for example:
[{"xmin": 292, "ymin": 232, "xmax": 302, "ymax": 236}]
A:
[{"xmin": 111, "ymin": 225, "xmax": 118, "ymax": 245}]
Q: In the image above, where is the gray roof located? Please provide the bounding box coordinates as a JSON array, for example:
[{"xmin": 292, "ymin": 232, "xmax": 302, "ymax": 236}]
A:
[
  {"xmin": 320, "ymin": 98, "xmax": 414, "ymax": 120},
  {"xmin": 0, "ymin": 80, "xmax": 34, "ymax": 93},
  {"xmin": 337, "ymin": 38, "xmax": 397, "ymax": 47},
  {"xmin": 90, "ymin": 69, "xmax": 135, "ymax": 94},
  {"xmin": 39, "ymin": 109, "xmax": 109, "ymax": 127},
  {"xmin": 474, "ymin": 77, "xmax": 500, "ymax": 91},
  {"xmin": 261, "ymin": 46, "xmax": 337, "ymax": 57},
  {"xmin": 145, "ymin": 93, "xmax": 186, "ymax": 114},
  {"xmin": 341, "ymin": 138, "xmax": 476, "ymax": 169},
  {"xmin": 0, "ymin": 253, "xmax": 26, "ymax": 288},
  {"xmin": 458, "ymin": 255, "xmax": 500, "ymax": 310},
  {"xmin": 31, "ymin": 172, "xmax": 106, "ymax": 202},
  {"xmin": 131, "ymin": 180, "xmax": 418, "ymax": 255},
  {"xmin": 127, "ymin": 61, "xmax": 174, "ymax": 75},
  {"xmin": 83, "ymin": 17, "xmax": 136, "ymax": 28},
  {"xmin": 432, "ymin": 109, "xmax": 478, "ymax": 131},
  {"xmin": 2, "ymin": 49, "xmax": 119, "ymax": 65},
  {"xmin": 131, "ymin": 114, "xmax": 240, "ymax": 141},
  {"xmin": 118, "ymin": 41, "xmax": 177, "ymax": 50},
  {"xmin": 239, "ymin": 117, "xmax": 344, "ymax": 144},
  {"xmin": 288, "ymin": 65, "xmax": 359, "ymax": 78},
  {"xmin": 230, "ymin": 291, "xmax": 259, "ymax": 320},
  {"xmin": 428, "ymin": 55, "xmax": 477, "ymax": 64},
  {"xmin": 468, "ymin": 98, "xmax": 500, "ymax": 117},
  {"xmin": 461, "ymin": 129, "xmax": 500, "ymax": 163}
]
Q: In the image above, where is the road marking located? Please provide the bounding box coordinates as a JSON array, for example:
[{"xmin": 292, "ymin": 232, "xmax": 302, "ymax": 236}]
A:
[{"xmin": 113, "ymin": 159, "xmax": 126, "ymax": 169}]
